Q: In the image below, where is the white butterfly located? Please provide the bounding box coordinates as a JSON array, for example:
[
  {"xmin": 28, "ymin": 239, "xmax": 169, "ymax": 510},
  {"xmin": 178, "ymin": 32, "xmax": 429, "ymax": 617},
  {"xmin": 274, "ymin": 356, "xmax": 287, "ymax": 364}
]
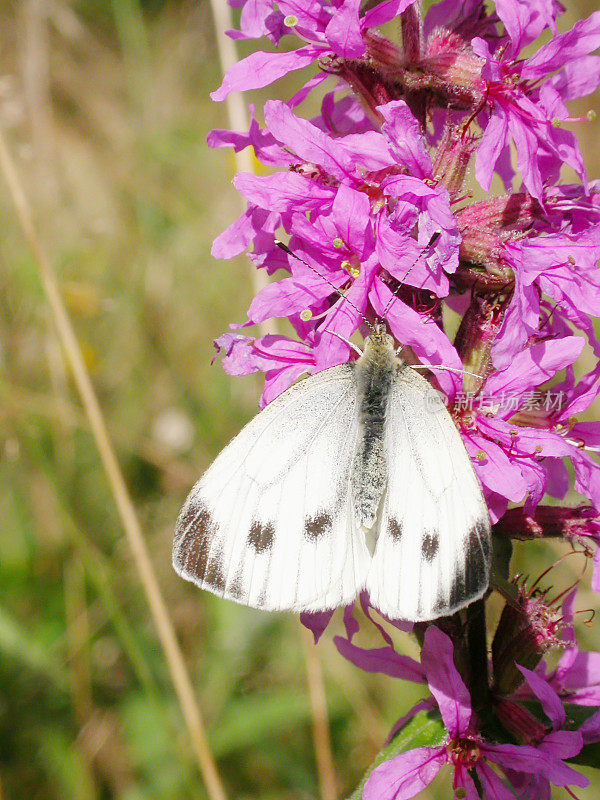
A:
[{"xmin": 173, "ymin": 325, "xmax": 491, "ymax": 622}]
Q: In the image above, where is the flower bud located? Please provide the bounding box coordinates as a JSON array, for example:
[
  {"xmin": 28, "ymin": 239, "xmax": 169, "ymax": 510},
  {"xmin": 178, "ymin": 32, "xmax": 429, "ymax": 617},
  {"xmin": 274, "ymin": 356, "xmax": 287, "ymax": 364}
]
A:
[
  {"xmin": 492, "ymin": 580, "xmax": 569, "ymax": 695},
  {"xmin": 493, "ymin": 505, "xmax": 600, "ymax": 541},
  {"xmin": 494, "ymin": 698, "xmax": 548, "ymax": 744}
]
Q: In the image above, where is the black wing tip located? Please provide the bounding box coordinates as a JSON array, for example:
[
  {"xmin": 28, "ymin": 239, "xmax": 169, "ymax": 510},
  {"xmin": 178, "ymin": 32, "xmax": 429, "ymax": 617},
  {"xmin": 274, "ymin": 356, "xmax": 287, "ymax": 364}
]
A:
[
  {"xmin": 370, "ymin": 516, "xmax": 492, "ymax": 623},
  {"xmin": 442, "ymin": 517, "xmax": 492, "ymax": 617}
]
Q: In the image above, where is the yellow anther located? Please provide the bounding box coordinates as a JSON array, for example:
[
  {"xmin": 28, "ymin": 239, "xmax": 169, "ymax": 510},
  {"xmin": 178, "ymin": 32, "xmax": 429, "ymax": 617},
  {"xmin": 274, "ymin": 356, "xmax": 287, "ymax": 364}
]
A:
[
  {"xmin": 587, "ymin": 110, "xmax": 597, "ymax": 122},
  {"xmin": 284, "ymin": 15, "xmax": 298, "ymax": 26},
  {"xmin": 300, "ymin": 309, "xmax": 313, "ymax": 321},
  {"xmin": 475, "ymin": 450, "xmax": 487, "ymax": 461},
  {"xmin": 551, "ymin": 117, "xmax": 561, "ymax": 128},
  {"xmin": 333, "ymin": 237, "xmax": 344, "ymax": 249}
]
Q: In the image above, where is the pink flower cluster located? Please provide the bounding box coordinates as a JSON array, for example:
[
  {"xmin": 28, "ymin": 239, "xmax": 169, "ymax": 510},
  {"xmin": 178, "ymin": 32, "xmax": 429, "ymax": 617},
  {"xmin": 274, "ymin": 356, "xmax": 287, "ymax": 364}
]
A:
[{"xmin": 208, "ymin": 0, "xmax": 600, "ymax": 796}]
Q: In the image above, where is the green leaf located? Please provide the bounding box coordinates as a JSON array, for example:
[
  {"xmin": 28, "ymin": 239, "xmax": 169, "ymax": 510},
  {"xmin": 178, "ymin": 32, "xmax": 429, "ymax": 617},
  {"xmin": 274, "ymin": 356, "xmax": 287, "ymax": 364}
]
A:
[{"xmin": 347, "ymin": 709, "xmax": 446, "ymax": 800}]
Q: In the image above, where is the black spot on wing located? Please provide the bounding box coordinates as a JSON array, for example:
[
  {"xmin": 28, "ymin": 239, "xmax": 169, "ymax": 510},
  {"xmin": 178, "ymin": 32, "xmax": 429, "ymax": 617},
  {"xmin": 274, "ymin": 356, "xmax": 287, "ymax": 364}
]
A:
[
  {"xmin": 174, "ymin": 500, "xmax": 217, "ymax": 582},
  {"xmin": 421, "ymin": 533, "xmax": 439, "ymax": 561},
  {"xmin": 305, "ymin": 512, "xmax": 332, "ymax": 540},
  {"xmin": 229, "ymin": 566, "xmax": 245, "ymax": 600},
  {"xmin": 248, "ymin": 520, "xmax": 275, "ymax": 552},
  {"xmin": 204, "ymin": 547, "xmax": 227, "ymax": 592},
  {"xmin": 388, "ymin": 518, "xmax": 403, "ymax": 541}
]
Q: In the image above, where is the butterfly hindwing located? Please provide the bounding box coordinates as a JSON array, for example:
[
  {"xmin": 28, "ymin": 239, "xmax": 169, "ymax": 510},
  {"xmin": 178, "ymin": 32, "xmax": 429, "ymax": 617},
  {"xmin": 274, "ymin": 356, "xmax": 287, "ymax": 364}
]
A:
[
  {"xmin": 174, "ymin": 365, "xmax": 370, "ymax": 611},
  {"xmin": 366, "ymin": 367, "xmax": 491, "ymax": 621}
]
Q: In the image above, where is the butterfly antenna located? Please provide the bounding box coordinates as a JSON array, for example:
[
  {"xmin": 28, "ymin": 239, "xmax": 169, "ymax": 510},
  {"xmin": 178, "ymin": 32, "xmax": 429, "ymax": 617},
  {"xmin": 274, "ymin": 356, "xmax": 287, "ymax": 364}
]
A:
[
  {"xmin": 381, "ymin": 231, "xmax": 441, "ymax": 319},
  {"xmin": 275, "ymin": 240, "xmax": 375, "ymax": 333}
]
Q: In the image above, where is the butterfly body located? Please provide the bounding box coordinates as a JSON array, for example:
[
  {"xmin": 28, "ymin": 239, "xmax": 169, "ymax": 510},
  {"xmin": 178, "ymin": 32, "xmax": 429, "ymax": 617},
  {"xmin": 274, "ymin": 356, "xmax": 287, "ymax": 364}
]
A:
[
  {"xmin": 174, "ymin": 330, "xmax": 491, "ymax": 621},
  {"xmin": 352, "ymin": 331, "xmax": 399, "ymax": 532}
]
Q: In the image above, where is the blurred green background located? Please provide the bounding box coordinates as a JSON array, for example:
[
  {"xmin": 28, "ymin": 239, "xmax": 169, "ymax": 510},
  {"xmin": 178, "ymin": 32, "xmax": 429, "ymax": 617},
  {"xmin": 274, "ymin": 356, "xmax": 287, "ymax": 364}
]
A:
[{"xmin": 1, "ymin": 1, "xmax": 600, "ymax": 798}]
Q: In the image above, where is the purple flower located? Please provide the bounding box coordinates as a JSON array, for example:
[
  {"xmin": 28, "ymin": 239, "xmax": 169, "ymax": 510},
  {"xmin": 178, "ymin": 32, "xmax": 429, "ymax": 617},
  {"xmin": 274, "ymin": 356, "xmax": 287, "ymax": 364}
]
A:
[
  {"xmin": 470, "ymin": 9, "xmax": 600, "ymax": 199},
  {"xmin": 544, "ymin": 644, "xmax": 600, "ymax": 709},
  {"xmin": 332, "ymin": 593, "xmax": 424, "ymax": 684},
  {"xmin": 493, "ymin": 227, "xmax": 600, "ymax": 366},
  {"xmin": 364, "ymin": 627, "xmax": 588, "ymax": 800},
  {"xmin": 500, "ymin": 665, "xmax": 590, "ymax": 800},
  {"xmin": 211, "ymin": 98, "xmax": 466, "ymax": 391},
  {"xmin": 214, "ymin": 330, "xmax": 319, "ymax": 406},
  {"xmin": 212, "ymin": 0, "xmax": 418, "ymax": 101},
  {"xmin": 204, "ymin": 5, "xmax": 600, "ymax": 792},
  {"xmin": 444, "ymin": 335, "xmax": 595, "ymax": 519}
]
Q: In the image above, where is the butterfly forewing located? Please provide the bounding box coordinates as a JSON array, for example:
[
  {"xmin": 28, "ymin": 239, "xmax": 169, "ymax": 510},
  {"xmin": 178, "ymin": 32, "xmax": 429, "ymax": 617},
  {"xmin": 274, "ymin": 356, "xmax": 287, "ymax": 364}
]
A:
[
  {"xmin": 174, "ymin": 365, "xmax": 371, "ymax": 611},
  {"xmin": 366, "ymin": 367, "xmax": 491, "ymax": 621}
]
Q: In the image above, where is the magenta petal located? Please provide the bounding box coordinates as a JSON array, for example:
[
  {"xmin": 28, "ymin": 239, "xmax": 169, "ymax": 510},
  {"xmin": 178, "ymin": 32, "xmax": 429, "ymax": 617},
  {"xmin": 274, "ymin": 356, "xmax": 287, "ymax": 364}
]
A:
[
  {"xmin": 485, "ymin": 742, "xmax": 549, "ymax": 774},
  {"xmin": 363, "ymin": 746, "xmax": 445, "ymax": 800},
  {"xmin": 379, "ymin": 100, "xmax": 432, "ymax": 178},
  {"xmin": 517, "ymin": 665, "xmax": 566, "ymax": 728},
  {"xmin": 370, "ymin": 279, "xmax": 461, "ymax": 396},
  {"xmin": 464, "ymin": 434, "xmax": 528, "ymax": 503},
  {"xmin": 211, "ymin": 45, "xmax": 322, "ymax": 100},
  {"xmin": 477, "ymin": 761, "xmax": 518, "ymax": 800},
  {"xmin": 421, "ymin": 627, "xmax": 472, "ymax": 737},
  {"xmin": 343, "ymin": 601, "xmax": 360, "ymax": 640},
  {"xmin": 261, "ymin": 361, "xmax": 311, "ymax": 405},
  {"xmin": 491, "ymin": 274, "xmax": 540, "ymax": 368},
  {"xmin": 458, "ymin": 768, "xmax": 480, "ymax": 800},
  {"xmin": 571, "ymin": 448, "xmax": 600, "ymax": 510},
  {"xmin": 214, "ymin": 333, "xmax": 258, "ymax": 375},
  {"xmin": 237, "ymin": 0, "xmax": 281, "ymax": 39},
  {"xmin": 264, "ymin": 100, "xmax": 356, "ymax": 180},
  {"xmin": 508, "ymin": 113, "xmax": 544, "ymax": 201},
  {"xmin": 277, "ymin": 0, "xmax": 328, "ymax": 32},
  {"xmin": 495, "ymin": 0, "xmax": 530, "ymax": 53},
  {"xmin": 340, "ymin": 131, "xmax": 397, "ymax": 170},
  {"xmin": 246, "ymin": 276, "xmax": 327, "ymax": 323},
  {"xmin": 476, "ymin": 109, "xmax": 509, "ymax": 192},
  {"xmin": 549, "ymin": 55, "xmax": 600, "ymax": 101},
  {"xmin": 523, "ymin": 10, "xmax": 600, "ymax": 79},
  {"xmin": 212, "ymin": 207, "xmax": 278, "ymax": 259},
  {"xmin": 486, "ymin": 742, "xmax": 588, "ymax": 787},
  {"xmin": 324, "ymin": 0, "xmax": 365, "ymax": 58},
  {"xmin": 300, "ymin": 609, "xmax": 335, "ymax": 643},
  {"xmin": 362, "ymin": 0, "xmax": 417, "ymax": 28},
  {"xmin": 485, "ymin": 336, "xmax": 585, "ymax": 399},
  {"xmin": 541, "ymin": 730, "xmax": 585, "ymax": 760},
  {"xmin": 234, "ymin": 172, "xmax": 334, "ymax": 212},
  {"xmin": 580, "ymin": 709, "xmax": 600, "ymax": 743},
  {"xmin": 331, "ymin": 184, "xmax": 371, "ymax": 255},
  {"xmin": 288, "ymin": 70, "xmax": 330, "ymax": 107},
  {"xmin": 334, "ymin": 639, "xmax": 425, "ymax": 682}
]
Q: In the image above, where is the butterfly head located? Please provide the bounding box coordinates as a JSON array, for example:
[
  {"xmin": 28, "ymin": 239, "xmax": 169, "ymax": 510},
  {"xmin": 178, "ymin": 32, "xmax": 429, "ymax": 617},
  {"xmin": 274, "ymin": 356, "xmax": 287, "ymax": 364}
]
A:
[{"xmin": 364, "ymin": 323, "xmax": 395, "ymax": 359}]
